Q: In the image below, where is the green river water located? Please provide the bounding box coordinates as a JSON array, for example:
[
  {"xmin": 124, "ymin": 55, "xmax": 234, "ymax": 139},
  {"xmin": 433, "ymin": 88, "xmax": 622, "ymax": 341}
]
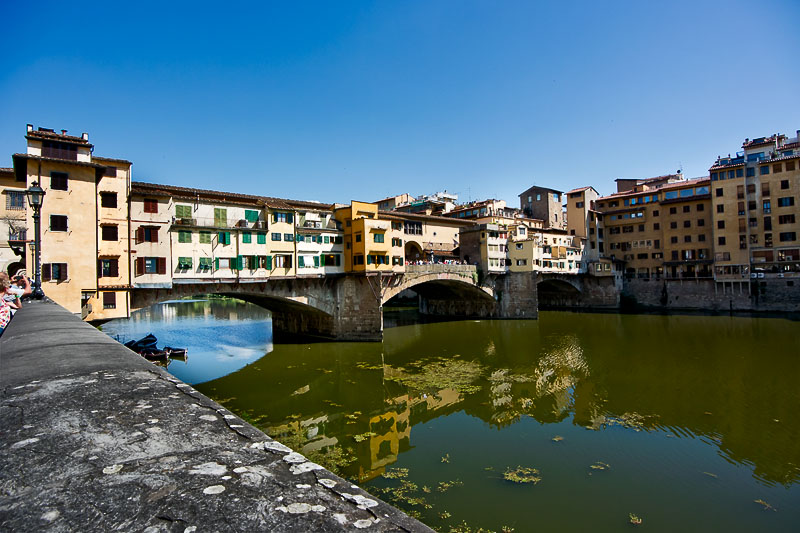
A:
[{"xmin": 103, "ymin": 300, "xmax": 800, "ymax": 532}]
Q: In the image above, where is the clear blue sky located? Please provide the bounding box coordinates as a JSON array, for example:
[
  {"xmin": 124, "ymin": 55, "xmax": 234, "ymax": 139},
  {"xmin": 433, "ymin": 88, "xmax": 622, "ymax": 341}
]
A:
[{"xmin": 2, "ymin": 0, "xmax": 799, "ymax": 204}]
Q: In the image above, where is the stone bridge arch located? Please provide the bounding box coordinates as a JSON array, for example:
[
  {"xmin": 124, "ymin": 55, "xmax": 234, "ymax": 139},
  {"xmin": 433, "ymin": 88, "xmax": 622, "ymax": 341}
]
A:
[
  {"xmin": 537, "ymin": 274, "xmax": 582, "ymax": 309},
  {"xmin": 381, "ymin": 268, "xmax": 493, "ymax": 305}
]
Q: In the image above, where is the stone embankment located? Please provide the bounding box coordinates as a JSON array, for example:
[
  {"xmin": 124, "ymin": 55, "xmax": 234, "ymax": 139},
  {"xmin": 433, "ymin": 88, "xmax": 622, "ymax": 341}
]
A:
[{"xmin": 0, "ymin": 301, "xmax": 431, "ymax": 532}]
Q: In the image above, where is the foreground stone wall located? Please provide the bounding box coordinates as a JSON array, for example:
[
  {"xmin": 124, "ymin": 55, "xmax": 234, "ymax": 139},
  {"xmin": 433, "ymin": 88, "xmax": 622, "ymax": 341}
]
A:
[{"xmin": 0, "ymin": 302, "xmax": 432, "ymax": 532}]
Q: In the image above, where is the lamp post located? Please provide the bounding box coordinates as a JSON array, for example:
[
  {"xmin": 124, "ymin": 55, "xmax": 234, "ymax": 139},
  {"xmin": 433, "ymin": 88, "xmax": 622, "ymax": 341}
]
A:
[{"xmin": 25, "ymin": 181, "xmax": 45, "ymax": 300}]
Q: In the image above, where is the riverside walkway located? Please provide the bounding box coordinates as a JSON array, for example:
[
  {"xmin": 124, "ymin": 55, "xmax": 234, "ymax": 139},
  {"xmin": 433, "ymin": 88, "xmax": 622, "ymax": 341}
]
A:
[{"xmin": 0, "ymin": 301, "xmax": 431, "ymax": 532}]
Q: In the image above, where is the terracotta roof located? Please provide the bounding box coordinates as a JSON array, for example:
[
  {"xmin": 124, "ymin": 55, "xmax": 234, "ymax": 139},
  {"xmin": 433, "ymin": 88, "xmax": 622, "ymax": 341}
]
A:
[
  {"xmin": 93, "ymin": 155, "xmax": 132, "ymax": 165},
  {"xmin": 379, "ymin": 210, "xmax": 474, "ymax": 226},
  {"xmin": 26, "ymin": 129, "xmax": 90, "ymax": 145},
  {"xmin": 597, "ymin": 177, "xmax": 709, "ymax": 201},
  {"xmin": 742, "ymin": 135, "xmax": 781, "ymax": 148},
  {"xmin": 12, "ymin": 153, "xmax": 106, "ymax": 169},
  {"xmin": 131, "ymin": 181, "xmax": 334, "ymax": 211},
  {"xmin": 565, "ymin": 186, "xmax": 597, "ymax": 195}
]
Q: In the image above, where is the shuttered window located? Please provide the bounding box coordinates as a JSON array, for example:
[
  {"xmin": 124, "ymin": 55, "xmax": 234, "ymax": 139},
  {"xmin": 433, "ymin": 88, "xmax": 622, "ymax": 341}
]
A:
[
  {"xmin": 43, "ymin": 263, "xmax": 68, "ymax": 281},
  {"xmin": 103, "ymin": 292, "xmax": 116, "ymax": 309},
  {"xmin": 245, "ymin": 210, "xmax": 259, "ymax": 222},
  {"xmin": 242, "ymin": 232, "xmax": 252, "ymax": 243},
  {"xmin": 101, "ymin": 225, "xmax": 118, "ymax": 241},
  {"xmin": 257, "ymin": 232, "xmax": 266, "ymax": 244},
  {"xmin": 214, "ymin": 208, "xmax": 227, "ymax": 227},
  {"xmin": 143, "ymin": 198, "xmax": 158, "ymax": 213},
  {"xmin": 176, "ymin": 205, "xmax": 192, "ymax": 218},
  {"xmin": 50, "ymin": 215, "xmax": 68, "ymax": 232},
  {"xmin": 99, "ymin": 259, "xmax": 119, "ymax": 277}
]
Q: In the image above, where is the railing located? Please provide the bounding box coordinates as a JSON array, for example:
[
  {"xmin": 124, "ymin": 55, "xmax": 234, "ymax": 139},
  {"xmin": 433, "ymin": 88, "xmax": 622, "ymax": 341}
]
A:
[
  {"xmin": 405, "ymin": 264, "xmax": 477, "ymax": 275},
  {"xmin": 172, "ymin": 216, "xmax": 267, "ymax": 230},
  {"xmin": 8, "ymin": 230, "xmax": 27, "ymax": 241}
]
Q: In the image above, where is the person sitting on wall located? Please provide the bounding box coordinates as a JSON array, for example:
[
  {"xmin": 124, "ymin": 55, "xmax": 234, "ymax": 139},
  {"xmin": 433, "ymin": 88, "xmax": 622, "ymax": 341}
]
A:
[{"xmin": 0, "ymin": 275, "xmax": 18, "ymax": 335}]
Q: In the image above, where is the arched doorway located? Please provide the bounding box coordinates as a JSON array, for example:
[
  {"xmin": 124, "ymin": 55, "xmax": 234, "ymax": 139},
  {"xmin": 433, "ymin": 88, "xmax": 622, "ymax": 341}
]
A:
[{"xmin": 404, "ymin": 241, "xmax": 424, "ymax": 262}]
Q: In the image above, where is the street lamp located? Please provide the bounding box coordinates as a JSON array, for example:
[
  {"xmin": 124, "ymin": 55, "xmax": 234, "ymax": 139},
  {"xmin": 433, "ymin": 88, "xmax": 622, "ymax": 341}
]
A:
[{"xmin": 26, "ymin": 181, "xmax": 45, "ymax": 300}]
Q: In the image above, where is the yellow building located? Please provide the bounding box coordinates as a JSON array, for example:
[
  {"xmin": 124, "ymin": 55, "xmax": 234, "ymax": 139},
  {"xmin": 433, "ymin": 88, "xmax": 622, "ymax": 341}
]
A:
[
  {"xmin": 0, "ymin": 167, "xmax": 27, "ymax": 276},
  {"xmin": 709, "ymin": 132, "xmax": 800, "ymax": 283},
  {"xmin": 335, "ymin": 202, "xmax": 392, "ymax": 273},
  {"xmin": 11, "ymin": 125, "xmax": 132, "ymax": 320}
]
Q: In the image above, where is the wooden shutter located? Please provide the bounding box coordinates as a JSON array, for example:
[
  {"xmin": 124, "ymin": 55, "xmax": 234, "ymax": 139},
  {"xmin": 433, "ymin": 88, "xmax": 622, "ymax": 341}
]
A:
[
  {"xmin": 97, "ymin": 259, "xmax": 103, "ymax": 277},
  {"xmin": 110, "ymin": 259, "xmax": 119, "ymax": 277},
  {"xmin": 135, "ymin": 227, "xmax": 144, "ymax": 244},
  {"xmin": 151, "ymin": 227, "xmax": 159, "ymax": 242},
  {"xmin": 60, "ymin": 263, "xmax": 68, "ymax": 280},
  {"xmin": 42, "ymin": 263, "xmax": 52, "ymax": 281},
  {"xmin": 287, "ymin": 213, "xmax": 293, "ymax": 223},
  {"xmin": 135, "ymin": 257, "xmax": 144, "ymax": 276},
  {"xmin": 157, "ymin": 257, "xmax": 166, "ymax": 275}
]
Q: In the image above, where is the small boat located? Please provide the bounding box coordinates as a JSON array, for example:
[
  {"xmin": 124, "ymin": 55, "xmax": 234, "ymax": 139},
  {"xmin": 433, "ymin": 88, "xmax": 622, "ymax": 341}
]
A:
[
  {"xmin": 125, "ymin": 333, "xmax": 158, "ymax": 351},
  {"xmin": 165, "ymin": 346, "xmax": 188, "ymax": 359},
  {"xmin": 139, "ymin": 347, "xmax": 168, "ymax": 359}
]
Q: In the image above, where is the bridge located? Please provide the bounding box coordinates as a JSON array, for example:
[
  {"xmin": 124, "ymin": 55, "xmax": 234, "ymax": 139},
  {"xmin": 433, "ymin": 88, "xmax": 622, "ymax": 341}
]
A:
[{"xmin": 131, "ymin": 264, "xmax": 541, "ymax": 341}]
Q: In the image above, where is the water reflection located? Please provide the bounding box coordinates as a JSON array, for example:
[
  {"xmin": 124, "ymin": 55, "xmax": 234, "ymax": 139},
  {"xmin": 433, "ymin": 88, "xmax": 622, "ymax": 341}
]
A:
[
  {"xmin": 108, "ymin": 301, "xmax": 800, "ymax": 530},
  {"xmin": 102, "ymin": 298, "xmax": 272, "ymax": 384}
]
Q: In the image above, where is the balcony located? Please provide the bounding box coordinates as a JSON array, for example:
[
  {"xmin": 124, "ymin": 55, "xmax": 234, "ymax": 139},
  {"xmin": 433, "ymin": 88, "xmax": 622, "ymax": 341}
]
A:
[{"xmin": 171, "ymin": 216, "xmax": 266, "ymax": 229}]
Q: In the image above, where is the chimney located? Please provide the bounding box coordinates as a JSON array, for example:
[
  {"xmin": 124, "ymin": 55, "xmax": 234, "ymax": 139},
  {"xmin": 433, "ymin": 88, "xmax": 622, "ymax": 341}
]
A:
[
  {"xmin": 61, "ymin": 129, "xmax": 67, "ymax": 135},
  {"xmin": 82, "ymin": 132, "xmax": 89, "ymax": 141},
  {"xmin": 26, "ymin": 124, "xmax": 33, "ymax": 132}
]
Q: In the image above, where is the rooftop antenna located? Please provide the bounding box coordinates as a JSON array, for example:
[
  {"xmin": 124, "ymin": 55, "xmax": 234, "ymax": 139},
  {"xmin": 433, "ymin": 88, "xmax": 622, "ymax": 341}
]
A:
[{"xmin": 678, "ymin": 162, "xmax": 683, "ymax": 175}]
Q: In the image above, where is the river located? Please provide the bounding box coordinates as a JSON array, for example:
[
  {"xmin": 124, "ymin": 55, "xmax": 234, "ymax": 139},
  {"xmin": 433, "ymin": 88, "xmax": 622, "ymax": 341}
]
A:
[{"xmin": 102, "ymin": 299, "xmax": 800, "ymax": 532}]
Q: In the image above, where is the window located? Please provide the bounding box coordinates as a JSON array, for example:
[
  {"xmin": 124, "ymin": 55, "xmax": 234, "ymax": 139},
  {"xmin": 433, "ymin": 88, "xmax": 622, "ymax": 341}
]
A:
[
  {"xmin": 697, "ymin": 204, "xmax": 704, "ymax": 212},
  {"xmin": 5, "ymin": 190, "xmax": 24, "ymax": 211},
  {"xmin": 50, "ymin": 172, "xmax": 68, "ymax": 191},
  {"xmin": 684, "ymin": 235, "xmax": 692, "ymax": 243},
  {"xmin": 699, "ymin": 234, "xmax": 706, "ymax": 242},
  {"xmin": 749, "ymin": 217, "xmax": 757, "ymax": 228},
  {"xmin": 321, "ymin": 254, "xmax": 341, "ymax": 267},
  {"xmin": 669, "ymin": 207, "xmax": 677, "ymax": 215},
  {"xmin": 103, "ymin": 292, "xmax": 116, "ymax": 309},
  {"xmin": 274, "ymin": 254, "xmax": 293, "ymax": 268},
  {"xmin": 717, "ymin": 220, "xmax": 725, "ymax": 229},
  {"xmin": 284, "ymin": 233, "xmax": 293, "ymax": 241},
  {"xmin": 143, "ymin": 198, "xmax": 158, "ymax": 213},
  {"xmin": 353, "ymin": 254, "xmax": 364, "ymax": 265},
  {"xmin": 272, "ymin": 212, "xmax": 293, "ymax": 224},
  {"xmin": 652, "ymin": 210, "xmax": 659, "ymax": 217},
  {"xmin": 762, "ymin": 184, "xmax": 770, "ymax": 197},
  {"xmin": 136, "ymin": 226, "xmax": 159, "ymax": 243},
  {"xmin": 718, "ymin": 236, "xmax": 726, "ymax": 246},
  {"xmin": 271, "ymin": 233, "xmax": 281, "ymax": 241},
  {"xmin": 671, "ymin": 251, "xmax": 679, "ymax": 260},
  {"xmin": 374, "ymin": 233, "xmax": 384, "ymax": 243},
  {"xmin": 214, "ymin": 208, "xmax": 227, "ymax": 227},
  {"xmin": 104, "ymin": 166, "xmax": 117, "ymax": 177},
  {"xmin": 779, "ymin": 232, "xmax": 796, "ymax": 242},
  {"xmin": 697, "ymin": 219, "xmax": 705, "ymax": 227},
  {"xmin": 764, "ymin": 216, "xmax": 772, "ymax": 231},
  {"xmin": 244, "ymin": 209, "xmax": 259, "ymax": 222},
  {"xmin": 138, "ymin": 257, "xmax": 166, "ymax": 275},
  {"xmin": 355, "ymin": 233, "xmax": 362, "ymax": 242},
  {"xmin": 670, "ymin": 221, "xmax": 677, "ymax": 229},
  {"xmin": 99, "ymin": 259, "xmax": 119, "ymax": 277},
  {"xmin": 787, "ymin": 161, "xmax": 796, "ymax": 171},
  {"xmin": 654, "ymin": 239, "xmax": 660, "ymax": 249},
  {"xmin": 746, "ymin": 167, "xmax": 755, "ymax": 177},
  {"xmin": 781, "ymin": 180, "xmax": 790, "ymax": 190},
  {"xmin": 779, "ymin": 214, "xmax": 796, "ymax": 224},
  {"xmin": 218, "ymin": 231, "xmax": 231, "ymax": 245},
  {"xmin": 176, "ymin": 205, "xmax": 192, "ymax": 218},
  {"xmin": 749, "ymin": 234, "xmax": 758, "ymax": 244},
  {"xmin": 763, "ymin": 200, "xmax": 771, "ymax": 213},
  {"xmin": 50, "ymin": 215, "xmax": 68, "ymax": 232},
  {"xmin": 778, "ymin": 197, "xmax": 795, "ymax": 207},
  {"xmin": 242, "ymin": 232, "xmax": 252, "ymax": 244},
  {"xmin": 199, "ymin": 231, "xmax": 211, "ymax": 244},
  {"xmin": 177, "ymin": 257, "xmax": 192, "ymax": 269},
  {"xmin": 101, "ymin": 225, "xmax": 118, "ymax": 241},
  {"xmin": 748, "ymin": 201, "xmax": 756, "ymax": 211},
  {"xmin": 736, "ymin": 168, "xmax": 744, "ymax": 177},
  {"xmin": 739, "ymin": 219, "xmax": 746, "ymax": 233},
  {"xmin": 198, "ymin": 257, "xmax": 213, "ymax": 270},
  {"xmin": 765, "ymin": 234, "xmax": 773, "ymax": 247},
  {"xmin": 100, "ymin": 192, "xmax": 117, "ymax": 208},
  {"xmin": 392, "ymin": 237, "xmax": 403, "ymax": 247},
  {"xmin": 683, "ymin": 205, "xmax": 691, "ymax": 213},
  {"xmin": 670, "ymin": 236, "xmax": 678, "ymax": 244},
  {"xmin": 716, "ymin": 204, "xmax": 724, "ymax": 213},
  {"xmin": 738, "ymin": 202, "xmax": 745, "ymax": 215},
  {"xmin": 178, "ymin": 230, "xmax": 192, "ymax": 243},
  {"xmin": 638, "ymin": 224, "xmax": 645, "ymax": 232},
  {"xmin": 257, "ymin": 232, "xmax": 266, "ymax": 244},
  {"xmin": 683, "ymin": 220, "xmax": 691, "ymax": 228},
  {"xmin": 760, "ymin": 166, "xmax": 769, "ymax": 175},
  {"xmin": 715, "ymin": 188, "xmax": 723, "ymax": 197}
]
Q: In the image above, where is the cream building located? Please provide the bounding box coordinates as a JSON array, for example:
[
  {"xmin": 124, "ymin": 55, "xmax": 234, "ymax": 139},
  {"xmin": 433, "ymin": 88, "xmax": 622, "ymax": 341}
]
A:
[{"xmin": 0, "ymin": 167, "xmax": 27, "ymax": 276}]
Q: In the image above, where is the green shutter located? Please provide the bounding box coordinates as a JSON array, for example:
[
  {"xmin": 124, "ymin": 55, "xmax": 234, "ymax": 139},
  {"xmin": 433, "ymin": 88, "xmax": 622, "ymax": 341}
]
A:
[
  {"xmin": 199, "ymin": 231, "xmax": 211, "ymax": 244},
  {"xmin": 265, "ymin": 255, "xmax": 272, "ymax": 270},
  {"xmin": 236, "ymin": 255, "xmax": 244, "ymax": 270},
  {"xmin": 314, "ymin": 255, "xmax": 320, "ymax": 267},
  {"xmin": 257, "ymin": 232, "xmax": 266, "ymax": 244},
  {"xmin": 287, "ymin": 213, "xmax": 294, "ymax": 223},
  {"xmin": 272, "ymin": 213, "xmax": 278, "ymax": 223},
  {"xmin": 214, "ymin": 208, "xmax": 227, "ymax": 227},
  {"xmin": 298, "ymin": 256, "xmax": 305, "ymax": 267},
  {"xmin": 214, "ymin": 258, "xmax": 219, "ymax": 270},
  {"xmin": 245, "ymin": 209, "xmax": 259, "ymax": 222},
  {"xmin": 296, "ymin": 234, "xmax": 303, "ymax": 242},
  {"xmin": 242, "ymin": 232, "xmax": 252, "ymax": 243},
  {"xmin": 176, "ymin": 205, "xmax": 192, "ymax": 218},
  {"xmin": 324, "ymin": 235, "xmax": 330, "ymax": 244}
]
